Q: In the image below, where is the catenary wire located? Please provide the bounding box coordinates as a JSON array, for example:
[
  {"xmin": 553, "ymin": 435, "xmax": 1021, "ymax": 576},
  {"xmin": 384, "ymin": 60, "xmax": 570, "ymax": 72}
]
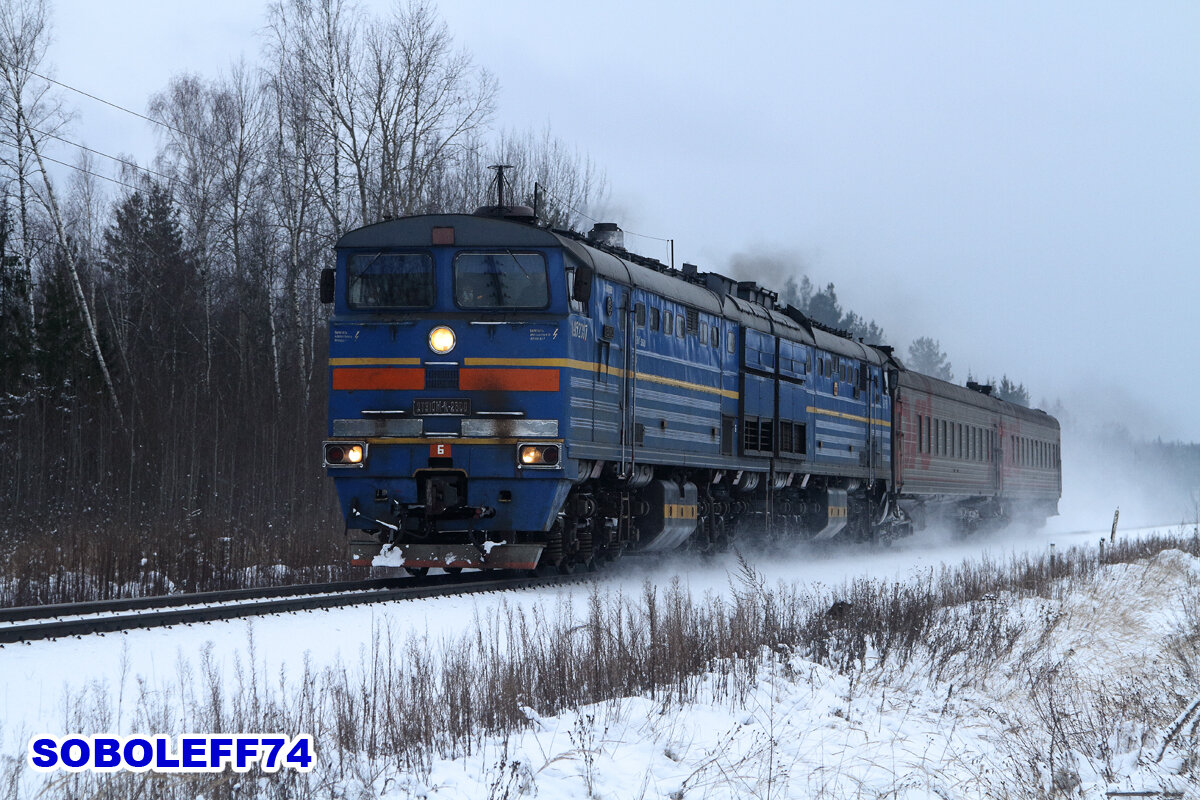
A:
[
  {"xmin": 1, "ymin": 60, "xmax": 679, "ymax": 251},
  {"xmin": 0, "ymin": 140, "xmax": 142, "ymax": 194},
  {"xmin": 0, "ymin": 58, "xmax": 283, "ymax": 183},
  {"xmin": 0, "ymin": 120, "xmax": 173, "ymax": 184}
]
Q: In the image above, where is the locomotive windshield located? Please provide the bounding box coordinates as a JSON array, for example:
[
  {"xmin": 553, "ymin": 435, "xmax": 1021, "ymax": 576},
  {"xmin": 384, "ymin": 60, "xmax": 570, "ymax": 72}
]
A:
[
  {"xmin": 454, "ymin": 252, "xmax": 549, "ymax": 309},
  {"xmin": 346, "ymin": 252, "xmax": 433, "ymax": 308}
]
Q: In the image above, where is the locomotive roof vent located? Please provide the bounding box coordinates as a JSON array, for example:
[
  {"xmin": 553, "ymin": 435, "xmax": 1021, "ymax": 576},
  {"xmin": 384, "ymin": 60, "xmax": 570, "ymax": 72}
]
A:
[
  {"xmin": 736, "ymin": 280, "xmax": 777, "ymax": 310},
  {"xmin": 473, "ymin": 204, "xmax": 538, "ymax": 224},
  {"xmin": 703, "ymin": 271, "xmax": 737, "ymax": 298},
  {"xmin": 588, "ymin": 222, "xmax": 625, "ymax": 250},
  {"xmin": 966, "ymin": 380, "xmax": 994, "ymax": 396},
  {"xmin": 782, "ymin": 304, "xmax": 808, "ymax": 325}
]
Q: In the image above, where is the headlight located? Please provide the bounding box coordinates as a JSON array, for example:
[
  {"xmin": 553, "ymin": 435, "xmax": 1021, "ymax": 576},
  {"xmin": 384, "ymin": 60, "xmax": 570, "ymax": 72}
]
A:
[
  {"xmin": 518, "ymin": 444, "xmax": 560, "ymax": 467},
  {"xmin": 325, "ymin": 441, "xmax": 367, "ymax": 467},
  {"xmin": 429, "ymin": 325, "xmax": 456, "ymax": 354}
]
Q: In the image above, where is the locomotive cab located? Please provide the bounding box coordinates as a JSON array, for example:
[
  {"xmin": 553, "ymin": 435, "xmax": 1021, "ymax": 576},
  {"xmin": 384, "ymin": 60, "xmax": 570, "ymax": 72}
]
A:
[{"xmin": 323, "ymin": 214, "xmax": 582, "ymax": 570}]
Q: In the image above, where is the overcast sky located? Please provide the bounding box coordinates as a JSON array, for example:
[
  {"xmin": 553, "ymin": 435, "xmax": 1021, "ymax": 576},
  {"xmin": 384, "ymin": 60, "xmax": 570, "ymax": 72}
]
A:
[{"xmin": 46, "ymin": 1, "xmax": 1200, "ymax": 441}]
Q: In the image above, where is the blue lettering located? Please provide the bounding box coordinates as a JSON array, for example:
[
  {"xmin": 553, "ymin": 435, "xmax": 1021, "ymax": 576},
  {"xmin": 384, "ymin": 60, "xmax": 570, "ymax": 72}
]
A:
[
  {"xmin": 60, "ymin": 739, "xmax": 89, "ymax": 768},
  {"xmin": 260, "ymin": 737, "xmax": 286, "ymax": 771},
  {"xmin": 29, "ymin": 738, "xmax": 58, "ymax": 769},
  {"xmin": 155, "ymin": 736, "xmax": 180, "ymax": 768},
  {"xmin": 26, "ymin": 732, "xmax": 314, "ymax": 772},
  {"xmin": 123, "ymin": 738, "xmax": 153, "ymax": 768},
  {"xmin": 209, "ymin": 737, "xmax": 233, "ymax": 768},
  {"xmin": 235, "ymin": 738, "xmax": 258, "ymax": 771},
  {"xmin": 284, "ymin": 737, "xmax": 314, "ymax": 770},
  {"xmin": 94, "ymin": 738, "xmax": 120, "ymax": 768},
  {"xmin": 181, "ymin": 738, "xmax": 206, "ymax": 768}
]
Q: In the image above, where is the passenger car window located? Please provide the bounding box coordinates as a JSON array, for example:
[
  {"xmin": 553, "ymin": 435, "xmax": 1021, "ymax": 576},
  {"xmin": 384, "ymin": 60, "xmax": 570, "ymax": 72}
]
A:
[
  {"xmin": 347, "ymin": 252, "xmax": 434, "ymax": 308},
  {"xmin": 454, "ymin": 252, "xmax": 548, "ymax": 309}
]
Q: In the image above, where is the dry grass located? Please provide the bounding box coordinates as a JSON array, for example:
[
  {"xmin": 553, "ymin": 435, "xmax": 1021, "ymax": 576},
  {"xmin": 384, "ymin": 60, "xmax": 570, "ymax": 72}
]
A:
[
  {"xmin": 8, "ymin": 528, "xmax": 1200, "ymax": 798},
  {"xmin": 0, "ymin": 510, "xmax": 348, "ymax": 607}
]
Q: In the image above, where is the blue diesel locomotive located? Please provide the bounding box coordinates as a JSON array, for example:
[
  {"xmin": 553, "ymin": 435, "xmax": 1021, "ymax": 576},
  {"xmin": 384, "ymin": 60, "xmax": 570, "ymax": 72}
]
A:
[{"xmin": 321, "ymin": 204, "xmax": 1061, "ymax": 572}]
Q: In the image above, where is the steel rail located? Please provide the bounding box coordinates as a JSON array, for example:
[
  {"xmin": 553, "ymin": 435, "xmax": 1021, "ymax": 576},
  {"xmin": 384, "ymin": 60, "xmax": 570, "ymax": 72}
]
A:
[
  {"xmin": 0, "ymin": 571, "xmax": 592, "ymax": 645},
  {"xmin": 0, "ymin": 575, "xmax": 465, "ymax": 624}
]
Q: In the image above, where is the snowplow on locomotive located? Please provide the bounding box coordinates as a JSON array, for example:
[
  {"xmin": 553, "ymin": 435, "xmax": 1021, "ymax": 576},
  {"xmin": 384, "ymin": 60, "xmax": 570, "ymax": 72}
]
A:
[{"xmin": 321, "ymin": 203, "xmax": 1061, "ymax": 573}]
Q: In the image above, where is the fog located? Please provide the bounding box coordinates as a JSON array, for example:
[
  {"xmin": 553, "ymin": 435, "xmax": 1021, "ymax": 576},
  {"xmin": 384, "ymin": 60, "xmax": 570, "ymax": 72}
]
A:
[{"xmin": 44, "ymin": 1, "xmax": 1200, "ymax": 451}]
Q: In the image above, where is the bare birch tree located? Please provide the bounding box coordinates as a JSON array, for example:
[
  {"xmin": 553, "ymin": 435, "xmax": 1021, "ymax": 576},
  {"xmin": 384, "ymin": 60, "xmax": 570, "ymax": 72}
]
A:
[
  {"xmin": 0, "ymin": 0, "xmax": 123, "ymax": 428},
  {"xmin": 265, "ymin": 62, "xmax": 323, "ymax": 407},
  {"xmin": 148, "ymin": 74, "xmax": 223, "ymax": 389},
  {"xmin": 267, "ymin": 0, "xmax": 367, "ymax": 234},
  {"xmin": 485, "ymin": 126, "xmax": 608, "ymax": 229},
  {"xmin": 209, "ymin": 64, "xmax": 275, "ymax": 400},
  {"xmin": 268, "ymin": 0, "xmax": 497, "ymax": 226},
  {"xmin": 388, "ymin": 0, "xmax": 496, "ymax": 217},
  {"xmin": 0, "ymin": 0, "xmax": 62, "ymax": 334}
]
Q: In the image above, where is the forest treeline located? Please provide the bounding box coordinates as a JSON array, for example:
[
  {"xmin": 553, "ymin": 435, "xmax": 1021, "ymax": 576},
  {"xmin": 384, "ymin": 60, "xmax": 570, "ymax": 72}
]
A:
[
  {"xmin": 0, "ymin": 0, "xmax": 606, "ymax": 598},
  {"xmin": 1, "ymin": 0, "xmax": 1050, "ymax": 600},
  {"xmin": 775, "ymin": 273, "xmax": 1031, "ymax": 407}
]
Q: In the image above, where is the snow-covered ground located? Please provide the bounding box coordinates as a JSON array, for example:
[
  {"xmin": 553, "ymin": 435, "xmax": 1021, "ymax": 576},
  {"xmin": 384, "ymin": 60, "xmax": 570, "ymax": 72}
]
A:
[
  {"xmin": 0, "ymin": 520, "xmax": 1123, "ymax": 735},
  {"xmin": 416, "ymin": 550, "xmax": 1199, "ymax": 798},
  {"xmin": 2, "ymin": 521, "xmax": 1197, "ymax": 798}
]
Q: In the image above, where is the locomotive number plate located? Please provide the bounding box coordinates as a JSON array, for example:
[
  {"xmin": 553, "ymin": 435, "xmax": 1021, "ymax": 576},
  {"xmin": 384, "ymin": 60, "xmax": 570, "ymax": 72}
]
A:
[{"xmin": 413, "ymin": 398, "xmax": 471, "ymax": 416}]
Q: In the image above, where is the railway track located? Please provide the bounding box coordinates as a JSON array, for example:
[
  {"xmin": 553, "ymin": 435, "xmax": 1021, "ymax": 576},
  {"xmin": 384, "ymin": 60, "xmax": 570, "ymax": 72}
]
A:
[{"xmin": 0, "ymin": 571, "xmax": 593, "ymax": 645}]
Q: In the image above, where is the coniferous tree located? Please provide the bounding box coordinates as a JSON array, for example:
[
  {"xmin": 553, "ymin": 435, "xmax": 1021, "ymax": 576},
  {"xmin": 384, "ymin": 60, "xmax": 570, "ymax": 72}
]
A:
[
  {"xmin": 0, "ymin": 196, "xmax": 32, "ymax": 406},
  {"xmin": 35, "ymin": 238, "xmax": 94, "ymax": 396},
  {"xmin": 779, "ymin": 279, "xmax": 889, "ymax": 344},
  {"xmin": 805, "ymin": 282, "xmax": 843, "ymax": 329},
  {"xmin": 841, "ymin": 312, "xmax": 887, "ymax": 345},
  {"xmin": 102, "ymin": 183, "xmax": 201, "ymax": 381},
  {"xmin": 907, "ymin": 337, "xmax": 954, "ymax": 381},
  {"xmin": 995, "ymin": 375, "xmax": 1031, "ymax": 407}
]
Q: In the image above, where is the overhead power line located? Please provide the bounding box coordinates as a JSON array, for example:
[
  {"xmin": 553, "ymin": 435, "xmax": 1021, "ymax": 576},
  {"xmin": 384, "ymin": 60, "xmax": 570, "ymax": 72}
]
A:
[
  {"xmin": 0, "ymin": 138, "xmax": 142, "ymax": 194},
  {"xmin": 0, "ymin": 59, "xmax": 190, "ymax": 141},
  {"xmin": 0, "ymin": 57, "xmax": 275, "ymax": 180},
  {"xmin": 1, "ymin": 58, "xmax": 678, "ymax": 248},
  {"xmin": 2, "ymin": 122, "xmax": 173, "ymax": 183}
]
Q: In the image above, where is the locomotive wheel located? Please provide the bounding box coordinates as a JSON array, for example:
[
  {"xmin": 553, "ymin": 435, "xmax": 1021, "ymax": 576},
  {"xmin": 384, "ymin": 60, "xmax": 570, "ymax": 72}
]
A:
[{"xmin": 405, "ymin": 566, "xmax": 429, "ymax": 577}]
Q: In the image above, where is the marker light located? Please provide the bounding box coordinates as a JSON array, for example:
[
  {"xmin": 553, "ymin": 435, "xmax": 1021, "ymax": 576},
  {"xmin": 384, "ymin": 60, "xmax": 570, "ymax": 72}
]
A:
[
  {"xmin": 324, "ymin": 441, "xmax": 368, "ymax": 467},
  {"xmin": 518, "ymin": 444, "xmax": 560, "ymax": 467},
  {"xmin": 429, "ymin": 325, "xmax": 456, "ymax": 354}
]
